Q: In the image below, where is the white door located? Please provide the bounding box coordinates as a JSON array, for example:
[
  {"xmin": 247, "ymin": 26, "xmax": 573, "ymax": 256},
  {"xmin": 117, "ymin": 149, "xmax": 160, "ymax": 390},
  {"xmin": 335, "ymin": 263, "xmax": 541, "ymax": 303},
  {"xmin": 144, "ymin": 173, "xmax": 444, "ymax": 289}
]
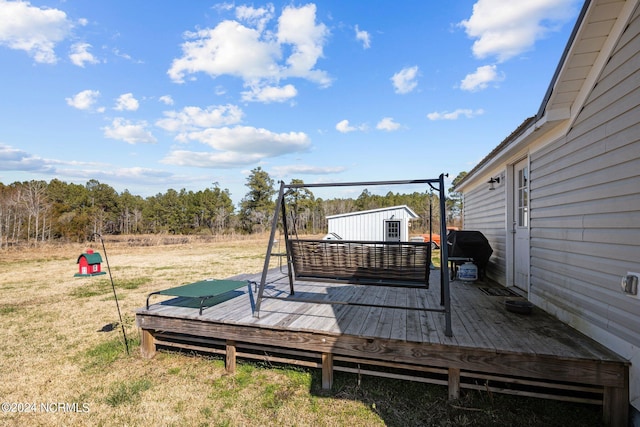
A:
[
  {"xmin": 384, "ymin": 220, "xmax": 401, "ymax": 242},
  {"xmin": 512, "ymin": 159, "xmax": 530, "ymax": 291}
]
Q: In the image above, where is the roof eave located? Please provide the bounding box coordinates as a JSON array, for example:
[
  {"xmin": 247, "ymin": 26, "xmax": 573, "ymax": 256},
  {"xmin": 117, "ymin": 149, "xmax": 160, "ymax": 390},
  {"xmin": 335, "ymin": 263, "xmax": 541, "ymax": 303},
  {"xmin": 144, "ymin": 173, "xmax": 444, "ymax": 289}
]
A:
[
  {"xmin": 454, "ymin": 0, "xmax": 593, "ymax": 192},
  {"xmin": 326, "ymin": 205, "xmax": 419, "ymax": 219}
]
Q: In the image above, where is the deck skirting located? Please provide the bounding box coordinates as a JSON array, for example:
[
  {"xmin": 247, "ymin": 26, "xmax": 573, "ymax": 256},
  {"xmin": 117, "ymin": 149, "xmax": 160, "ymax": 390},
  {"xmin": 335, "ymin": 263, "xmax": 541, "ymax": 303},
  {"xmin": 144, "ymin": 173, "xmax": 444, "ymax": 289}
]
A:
[{"xmin": 137, "ymin": 318, "xmax": 626, "ymax": 411}]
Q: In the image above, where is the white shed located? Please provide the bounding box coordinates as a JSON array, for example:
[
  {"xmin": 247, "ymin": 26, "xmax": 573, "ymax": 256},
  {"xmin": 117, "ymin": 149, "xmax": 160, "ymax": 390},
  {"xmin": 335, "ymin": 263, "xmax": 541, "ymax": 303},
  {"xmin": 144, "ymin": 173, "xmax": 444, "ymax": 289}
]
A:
[{"xmin": 326, "ymin": 205, "xmax": 418, "ymax": 242}]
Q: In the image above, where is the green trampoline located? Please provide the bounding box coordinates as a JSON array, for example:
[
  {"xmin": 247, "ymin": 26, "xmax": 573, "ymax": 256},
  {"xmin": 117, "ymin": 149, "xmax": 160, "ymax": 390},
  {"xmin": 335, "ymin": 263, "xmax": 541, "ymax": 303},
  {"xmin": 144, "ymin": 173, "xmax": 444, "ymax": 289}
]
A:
[{"xmin": 146, "ymin": 279, "xmax": 255, "ymax": 315}]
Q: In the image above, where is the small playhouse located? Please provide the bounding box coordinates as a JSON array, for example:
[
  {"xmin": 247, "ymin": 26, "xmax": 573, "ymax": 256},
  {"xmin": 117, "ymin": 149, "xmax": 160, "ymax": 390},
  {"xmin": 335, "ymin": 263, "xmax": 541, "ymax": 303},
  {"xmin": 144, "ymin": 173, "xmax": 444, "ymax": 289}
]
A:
[
  {"xmin": 75, "ymin": 249, "xmax": 106, "ymax": 277},
  {"xmin": 326, "ymin": 205, "xmax": 418, "ymax": 242}
]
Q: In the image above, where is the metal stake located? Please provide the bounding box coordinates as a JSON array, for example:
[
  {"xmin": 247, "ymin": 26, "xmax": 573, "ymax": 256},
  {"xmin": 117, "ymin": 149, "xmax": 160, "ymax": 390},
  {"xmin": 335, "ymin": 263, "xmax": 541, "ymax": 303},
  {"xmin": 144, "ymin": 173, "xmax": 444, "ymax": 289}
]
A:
[{"xmin": 93, "ymin": 233, "xmax": 130, "ymax": 355}]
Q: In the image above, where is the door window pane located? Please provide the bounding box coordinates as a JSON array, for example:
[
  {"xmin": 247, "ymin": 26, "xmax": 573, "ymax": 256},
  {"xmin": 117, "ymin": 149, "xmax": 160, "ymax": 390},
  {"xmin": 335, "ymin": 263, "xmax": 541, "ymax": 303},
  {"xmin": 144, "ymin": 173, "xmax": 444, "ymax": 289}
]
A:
[
  {"xmin": 386, "ymin": 221, "xmax": 400, "ymax": 240},
  {"xmin": 517, "ymin": 167, "xmax": 529, "ymax": 227}
]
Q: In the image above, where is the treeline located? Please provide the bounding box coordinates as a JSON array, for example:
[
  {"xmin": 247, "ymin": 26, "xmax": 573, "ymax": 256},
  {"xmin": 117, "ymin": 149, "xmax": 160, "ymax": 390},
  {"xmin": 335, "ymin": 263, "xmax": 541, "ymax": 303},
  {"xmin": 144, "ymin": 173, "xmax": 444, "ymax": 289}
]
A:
[{"xmin": 0, "ymin": 167, "xmax": 460, "ymax": 248}]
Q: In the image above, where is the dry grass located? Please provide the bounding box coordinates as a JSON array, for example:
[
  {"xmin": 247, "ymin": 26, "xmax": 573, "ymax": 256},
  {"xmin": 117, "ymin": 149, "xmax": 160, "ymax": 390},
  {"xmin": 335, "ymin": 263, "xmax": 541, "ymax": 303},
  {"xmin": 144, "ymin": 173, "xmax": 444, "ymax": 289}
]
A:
[{"xmin": 0, "ymin": 236, "xmax": 602, "ymax": 426}]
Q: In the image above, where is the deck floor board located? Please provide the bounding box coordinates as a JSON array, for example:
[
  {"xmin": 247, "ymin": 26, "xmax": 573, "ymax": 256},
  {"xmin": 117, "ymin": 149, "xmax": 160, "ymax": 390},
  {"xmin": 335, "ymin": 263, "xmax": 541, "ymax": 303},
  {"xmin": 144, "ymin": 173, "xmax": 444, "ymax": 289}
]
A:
[
  {"xmin": 137, "ymin": 267, "xmax": 629, "ymax": 421},
  {"xmin": 141, "ymin": 268, "xmax": 625, "ymax": 359}
]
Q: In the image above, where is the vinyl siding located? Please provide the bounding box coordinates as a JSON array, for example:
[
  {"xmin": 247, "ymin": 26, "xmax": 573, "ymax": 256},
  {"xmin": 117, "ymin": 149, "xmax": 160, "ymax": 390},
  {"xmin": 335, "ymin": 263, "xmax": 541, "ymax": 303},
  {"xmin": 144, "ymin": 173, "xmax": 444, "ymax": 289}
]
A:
[
  {"xmin": 462, "ymin": 179, "xmax": 507, "ymax": 285},
  {"xmin": 529, "ymin": 6, "xmax": 640, "ymax": 348}
]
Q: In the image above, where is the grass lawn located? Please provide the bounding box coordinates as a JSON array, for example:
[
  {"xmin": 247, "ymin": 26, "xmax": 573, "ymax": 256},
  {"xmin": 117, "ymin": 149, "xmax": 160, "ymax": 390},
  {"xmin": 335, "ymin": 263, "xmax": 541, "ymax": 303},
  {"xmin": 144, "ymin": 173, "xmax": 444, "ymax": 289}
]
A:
[{"xmin": 0, "ymin": 236, "xmax": 603, "ymax": 426}]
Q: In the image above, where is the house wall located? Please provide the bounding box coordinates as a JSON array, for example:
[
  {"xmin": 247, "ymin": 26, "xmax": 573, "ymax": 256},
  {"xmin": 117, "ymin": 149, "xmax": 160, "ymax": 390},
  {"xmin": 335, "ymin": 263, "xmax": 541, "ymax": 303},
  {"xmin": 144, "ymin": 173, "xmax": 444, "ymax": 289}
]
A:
[
  {"xmin": 529, "ymin": 5, "xmax": 640, "ymax": 408},
  {"xmin": 462, "ymin": 178, "xmax": 508, "ymax": 285},
  {"xmin": 327, "ymin": 206, "xmax": 415, "ymax": 241}
]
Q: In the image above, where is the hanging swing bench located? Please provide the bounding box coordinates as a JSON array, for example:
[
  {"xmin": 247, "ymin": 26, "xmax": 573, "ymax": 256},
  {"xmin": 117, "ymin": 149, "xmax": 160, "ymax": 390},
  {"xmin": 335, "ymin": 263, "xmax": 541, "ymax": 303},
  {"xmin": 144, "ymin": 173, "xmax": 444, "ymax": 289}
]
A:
[
  {"xmin": 253, "ymin": 175, "xmax": 453, "ymax": 337},
  {"xmin": 288, "ymin": 238, "xmax": 431, "ymax": 286}
]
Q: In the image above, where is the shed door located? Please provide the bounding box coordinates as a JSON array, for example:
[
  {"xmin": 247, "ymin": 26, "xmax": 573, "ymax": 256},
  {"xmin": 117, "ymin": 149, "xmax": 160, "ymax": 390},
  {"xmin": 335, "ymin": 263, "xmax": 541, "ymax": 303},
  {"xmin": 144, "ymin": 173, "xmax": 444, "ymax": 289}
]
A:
[
  {"xmin": 512, "ymin": 158, "xmax": 530, "ymax": 291},
  {"xmin": 384, "ymin": 220, "xmax": 401, "ymax": 242}
]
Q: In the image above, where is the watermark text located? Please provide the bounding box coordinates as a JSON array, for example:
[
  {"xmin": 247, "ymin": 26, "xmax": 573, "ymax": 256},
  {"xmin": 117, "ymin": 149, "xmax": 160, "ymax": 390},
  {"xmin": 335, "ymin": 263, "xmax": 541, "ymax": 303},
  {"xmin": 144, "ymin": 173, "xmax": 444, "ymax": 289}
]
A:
[{"xmin": 2, "ymin": 402, "xmax": 90, "ymax": 413}]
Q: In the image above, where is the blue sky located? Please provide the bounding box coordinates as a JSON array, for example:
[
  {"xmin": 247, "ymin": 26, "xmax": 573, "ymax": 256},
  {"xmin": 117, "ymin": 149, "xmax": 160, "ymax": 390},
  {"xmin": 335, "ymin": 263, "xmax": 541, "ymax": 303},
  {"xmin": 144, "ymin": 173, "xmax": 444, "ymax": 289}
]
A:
[{"xmin": 0, "ymin": 0, "xmax": 582, "ymax": 204}]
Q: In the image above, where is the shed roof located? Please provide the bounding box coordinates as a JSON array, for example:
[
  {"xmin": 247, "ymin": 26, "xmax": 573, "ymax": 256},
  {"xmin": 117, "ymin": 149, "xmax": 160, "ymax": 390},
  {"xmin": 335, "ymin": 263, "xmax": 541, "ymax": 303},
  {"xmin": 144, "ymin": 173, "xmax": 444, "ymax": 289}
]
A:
[{"xmin": 326, "ymin": 205, "xmax": 419, "ymax": 220}]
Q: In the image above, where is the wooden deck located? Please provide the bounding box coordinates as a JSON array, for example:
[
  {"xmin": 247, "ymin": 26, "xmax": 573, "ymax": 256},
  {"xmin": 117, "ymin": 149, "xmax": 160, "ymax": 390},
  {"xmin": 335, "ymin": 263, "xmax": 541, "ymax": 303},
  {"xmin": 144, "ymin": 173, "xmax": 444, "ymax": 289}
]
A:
[{"xmin": 136, "ymin": 268, "xmax": 629, "ymax": 426}]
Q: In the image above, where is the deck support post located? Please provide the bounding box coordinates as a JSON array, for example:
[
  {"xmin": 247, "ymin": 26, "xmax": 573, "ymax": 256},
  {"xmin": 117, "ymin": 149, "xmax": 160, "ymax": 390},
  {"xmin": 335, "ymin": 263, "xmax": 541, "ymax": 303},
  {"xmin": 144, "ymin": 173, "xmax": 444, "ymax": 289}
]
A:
[
  {"xmin": 140, "ymin": 329, "xmax": 156, "ymax": 359},
  {"xmin": 448, "ymin": 367, "xmax": 460, "ymax": 400},
  {"xmin": 226, "ymin": 340, "xmax": 237, "ymax": 374},
  {"xmin": 602, "ymin": 385, "xmax": 629, "ymax": 427},
  {"xmin": 322, "ymin": 353, "xmax": 333, "ymax": 390}
]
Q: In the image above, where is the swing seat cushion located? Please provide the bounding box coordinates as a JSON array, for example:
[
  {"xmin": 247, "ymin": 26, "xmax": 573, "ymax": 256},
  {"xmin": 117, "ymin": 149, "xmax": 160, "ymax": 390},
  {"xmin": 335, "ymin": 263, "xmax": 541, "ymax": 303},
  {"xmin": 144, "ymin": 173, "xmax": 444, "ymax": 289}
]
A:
[{"xmin": 289, "ymin": 239, "xmax": 430, "ymax": 286}]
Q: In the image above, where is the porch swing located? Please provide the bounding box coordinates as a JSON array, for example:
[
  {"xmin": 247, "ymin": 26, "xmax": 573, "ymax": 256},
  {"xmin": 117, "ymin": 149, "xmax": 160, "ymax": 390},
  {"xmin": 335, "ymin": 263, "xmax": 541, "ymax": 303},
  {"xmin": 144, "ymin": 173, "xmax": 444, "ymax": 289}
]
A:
[{"xmin": 253, "ymin": 175, "xmax": 453, "ymax": 337}]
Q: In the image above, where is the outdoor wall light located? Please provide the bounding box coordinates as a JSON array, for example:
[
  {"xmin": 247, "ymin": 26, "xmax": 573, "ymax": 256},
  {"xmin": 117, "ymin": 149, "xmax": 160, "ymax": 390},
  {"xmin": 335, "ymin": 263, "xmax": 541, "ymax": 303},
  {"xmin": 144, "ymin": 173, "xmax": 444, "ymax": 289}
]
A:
[
  {"xmin": 622, "ymin": 273, "xmax": 639, "ymax": 298},
  {"xmin": 488, "ymin": 176, "xmax": 501, "ymax": 190}
]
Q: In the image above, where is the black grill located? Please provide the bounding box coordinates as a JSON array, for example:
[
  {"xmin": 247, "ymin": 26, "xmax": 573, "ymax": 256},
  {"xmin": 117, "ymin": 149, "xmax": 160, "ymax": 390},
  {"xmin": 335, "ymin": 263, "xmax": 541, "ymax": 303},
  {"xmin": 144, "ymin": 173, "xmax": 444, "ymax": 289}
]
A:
[{"xmin": 447, "ymin": 230, "xmax": 493, "ymax": 277}]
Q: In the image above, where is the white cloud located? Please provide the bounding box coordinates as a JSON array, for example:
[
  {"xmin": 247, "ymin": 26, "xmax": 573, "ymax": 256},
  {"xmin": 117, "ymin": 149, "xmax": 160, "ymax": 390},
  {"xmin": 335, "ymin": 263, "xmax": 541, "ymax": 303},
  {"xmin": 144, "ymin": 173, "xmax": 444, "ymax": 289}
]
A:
[
  {"xmin": 66, "ymin": 89, "xmax": 100, "ymax": 110},
  {"xmin": 0, "ymin": 144, "xmax": 192, "ymax": 190},
  {"xmin": 427, "ymin": 108, "xmax": 485, "ymax": 120},
  {"xmin": 0, "ymin": 0, "xmax": 74, "ymax": 63},
  {"xmin": 376, "ymin": 117, "xmax": 400, "ymax": 131},
  {"xmin": 187, "ymin": 126, "xmax": 310, "ymax": 155},
  {"xmin": 336, "ymin": 119, "xmax": 367, "ymax": 133},
  {"xmin": 277, "ymin": 4, "xmax": 330, "ymax": 85},
  {"xmin": 0, "ymin": 143, "xmax": 52, "ymax": 172},
  {"xmin": 235, "ymin": 4, "xmax": 274, "ymax": 33},
  {"xmin": 355, "ymin": 25, "xmax": 371, "ymax": 49},
  {"xmin": 459, "ymin": 0, "xmax": 579, "ymax": 62},
  {"xmin": 336, "ymin": 120, "xmax": 354, "ymax": 133},
  {"xmin": 391, "ymin": 66, "xmax": 419, "ymax": 94},
  {"xmin": 162, "ymin": 150, "xmax": 264, "ymax": 168},
  {"xmin": 168, "ymin": 20, "xmax": 280, "ymax": 83},
  {"xmin": 460, "ymin": 64, "xmax": 503, "ymax": 91},
  {"xmin": 168, "ymin": 4, "xmax": 331, "ymax": 101},
  {"xmin": 241, "ymin": 84, "xmax": 297, "ymax": 103},
  {"xmin": 69, "ymin": 42, "xmax": 98, "ymax": 67},
  {"xmin": 162, "ymin": 126, "xmax": 311, "ymax": 168},
  {"xmin": 103, "ymin": 118, "xmax": 157, "ymax": 144},
  {"xmin": 114, "ymin": 93, "xmax": 139, "ymax": 111},
  {"xmin": 58, "ymin": 165, "xmax": 174, "ymax": 183},
  {"xmin": 213, "ymin": 2, "xmax": 235, "ymax": 13},
  {"xmin": 272, "ymin": 164, "xmax": 347, "ymax": 176},
  {"xmin": 156, "ymin": 104, "xmax": 244, "ymax": 139},
  {"xmin": 159, "ymin": 95, "xmax": 174, "ymax": 105},
  {"xmin": 112, "ymin": 47, "xmax": 142, "ymax": 63},
  {"xmin": 106, "ymin": 167, "xmax": 173, "ymax": 180}
]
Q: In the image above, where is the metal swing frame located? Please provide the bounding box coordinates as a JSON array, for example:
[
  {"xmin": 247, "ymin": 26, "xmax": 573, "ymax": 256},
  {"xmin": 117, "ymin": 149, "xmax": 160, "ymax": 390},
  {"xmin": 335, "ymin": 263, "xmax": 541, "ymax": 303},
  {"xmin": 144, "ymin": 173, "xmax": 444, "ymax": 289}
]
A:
[{"xmin": 252, "ymin": 174, "xmax": 453, "ymax": 337}]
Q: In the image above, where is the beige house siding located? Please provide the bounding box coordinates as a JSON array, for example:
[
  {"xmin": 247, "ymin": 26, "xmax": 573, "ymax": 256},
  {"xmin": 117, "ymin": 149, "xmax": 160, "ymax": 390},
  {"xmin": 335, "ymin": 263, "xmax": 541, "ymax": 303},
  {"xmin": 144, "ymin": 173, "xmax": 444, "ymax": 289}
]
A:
[
  {"xmin": 454, "ymin": 0, "xmax": 640, "ymax": 412},
  {"xmin": 461, "ymin": 179, "xmax": 507, "ymax": 285},
  {"xmin": 529, "ymin": 5, "xmax": 640, "ymax": 351}
]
